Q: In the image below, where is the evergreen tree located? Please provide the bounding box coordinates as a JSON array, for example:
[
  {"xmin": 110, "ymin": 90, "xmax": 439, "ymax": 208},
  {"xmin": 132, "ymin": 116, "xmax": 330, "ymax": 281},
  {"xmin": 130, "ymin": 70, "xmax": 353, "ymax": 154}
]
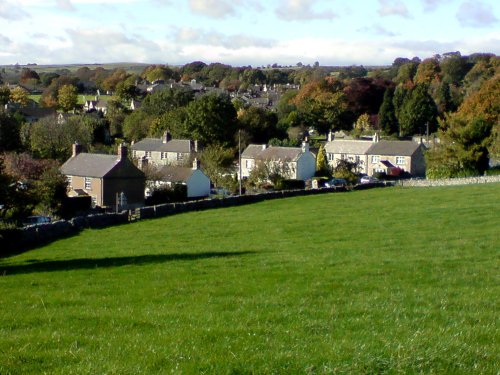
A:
[
  {"xmin": 315, "ymin": 144, "xmax": 330, "ymax": 176},
  {"xmin": 398, "ymin": 84, "xmax": 438, "ymax": 137},
  {"xmin": 378, "ymin": 89, "xmax": 398, "ymax": 135}
]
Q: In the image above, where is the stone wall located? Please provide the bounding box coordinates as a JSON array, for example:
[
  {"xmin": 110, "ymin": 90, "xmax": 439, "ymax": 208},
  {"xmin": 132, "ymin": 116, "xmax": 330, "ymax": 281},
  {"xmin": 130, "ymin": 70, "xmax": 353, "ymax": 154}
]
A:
[
  {"xmin": 0, "ymin": 182, "xmax": 386, "ymax": 254},
  {"xmin": 396, "ymin": 175, "xmax": 500, "ymax": 187}
]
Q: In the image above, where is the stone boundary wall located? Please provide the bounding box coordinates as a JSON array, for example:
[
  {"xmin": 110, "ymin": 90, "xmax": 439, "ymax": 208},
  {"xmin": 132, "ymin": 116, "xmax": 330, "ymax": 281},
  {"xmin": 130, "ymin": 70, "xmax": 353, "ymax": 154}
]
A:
[
  {"xmin": 396, "ymin": 175, "xmax": 500, "ymax": 187},
  {"xmin": 0, "ymin": 182, "xmax": 394, "ymax": 254}
]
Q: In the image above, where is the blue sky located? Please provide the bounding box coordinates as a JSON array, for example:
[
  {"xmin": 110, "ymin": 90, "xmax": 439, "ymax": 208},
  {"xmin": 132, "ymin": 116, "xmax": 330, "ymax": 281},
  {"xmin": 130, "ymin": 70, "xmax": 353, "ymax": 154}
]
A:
[{"xmin": 0, "ymin": 0, "xmax": 498, "ymax": 66}]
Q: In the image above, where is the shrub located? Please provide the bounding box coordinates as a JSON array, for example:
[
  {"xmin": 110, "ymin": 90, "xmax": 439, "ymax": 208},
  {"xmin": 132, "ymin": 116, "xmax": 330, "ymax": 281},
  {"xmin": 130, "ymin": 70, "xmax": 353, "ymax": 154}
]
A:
[{"xmin": 275, "ymin": 179, "xmax": 305, "ymax": 190}]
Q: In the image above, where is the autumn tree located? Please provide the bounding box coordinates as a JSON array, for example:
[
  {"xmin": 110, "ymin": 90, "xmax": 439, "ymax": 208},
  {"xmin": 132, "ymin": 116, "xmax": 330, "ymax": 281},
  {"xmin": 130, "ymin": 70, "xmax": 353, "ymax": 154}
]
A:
[
  {"xmin": 9, "ymin": 87, "xmax": 29, "ymax": 107},
  {"xmin": 0, "ymin": 86, "xmax": 11, "ymax": 106},
  {"xmin": 414, "ymin": 57, "xmax": 441, "ymax": 85},
  {"xmin": 57, "ymin": 84, "xmax": 78, "ymax": 112},
  {"xmin": 315, "ymin": 143, "xmax": 330, "ymax": 176}
]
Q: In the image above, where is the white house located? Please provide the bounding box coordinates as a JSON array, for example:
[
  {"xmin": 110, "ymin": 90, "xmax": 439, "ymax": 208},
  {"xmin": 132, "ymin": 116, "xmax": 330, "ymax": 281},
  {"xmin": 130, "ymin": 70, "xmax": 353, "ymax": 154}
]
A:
[
  {"xmin": 241, "ymin": 141, "xmax": 316, "ymax": 181},
  {"xmin": 324, "ymin": 132, "xmax": 373, "ymax": 174},
  {"xmin": 148, "ymin": 159, "xmax": 211, "ymax": 198}
]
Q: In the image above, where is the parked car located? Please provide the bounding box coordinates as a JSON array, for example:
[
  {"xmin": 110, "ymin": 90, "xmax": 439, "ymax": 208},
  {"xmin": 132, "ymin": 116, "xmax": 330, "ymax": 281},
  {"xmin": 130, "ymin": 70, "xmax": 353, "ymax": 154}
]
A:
[
  {"xmin": 23, "ymin": 215, "xmax": 51, "ymax": 226},
  {"xmin": 360, "ymin": 176, "xmax": 379, "ymax": 184},
  {"xmin": 324, "ymin": 178, "xmax": 347, "ymax": 187}
]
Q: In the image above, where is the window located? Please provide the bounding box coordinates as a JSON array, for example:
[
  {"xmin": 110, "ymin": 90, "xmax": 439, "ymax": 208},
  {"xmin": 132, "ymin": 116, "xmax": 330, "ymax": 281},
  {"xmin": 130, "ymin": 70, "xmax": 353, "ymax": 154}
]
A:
[
  {"xmin": 161, "ymin": 152, "xmax": 167, "ymax": 160},
  {"xmin": 245, "ymin": 159, "xmax": 253, "ymax": 169},
  {"xmin": 327, "ymin": 153, "xmax": 334, "ymax": 161},
  {"xmin": 371, "ymin": 155, "xmax": 380, "ymax": 163},
  {"xmin": 67, "ymin": 175, "xmax": 72, "ymax": 186},
  {"xmin": 91, "ymin": 196, "xmax": 97, "ymax": 208},
  {"xmin": 133, "ymin": 150, "xmax": 137, "ymax": 158},
  {"xmin": 176, "ymin": 153, "xmax": 184, "ymax": 161},
  {"xmin": 84, "ymin": 177, "xmax": 92, "ymax": 190},
  {"xmin": 340, "ymin": 153, "xmax": 346, "ymax": 160},
  {"xmin": 145, "ymin": 151, "xmax": 152, "ymax": 158},
  {"xmin": 355, "ymin": 155, "xmax": 361, "ymax": 163},
  {"xmin": 396, "ymin": 156, "xmax": 406, "ymax": 165}
]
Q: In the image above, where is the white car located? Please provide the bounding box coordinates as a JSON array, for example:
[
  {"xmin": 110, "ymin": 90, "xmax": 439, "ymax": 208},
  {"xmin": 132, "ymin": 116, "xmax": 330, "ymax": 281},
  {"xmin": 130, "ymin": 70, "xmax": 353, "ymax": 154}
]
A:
[{"xmin": 360, "ymin": 176, "xmax": 379, "ymax": 184}]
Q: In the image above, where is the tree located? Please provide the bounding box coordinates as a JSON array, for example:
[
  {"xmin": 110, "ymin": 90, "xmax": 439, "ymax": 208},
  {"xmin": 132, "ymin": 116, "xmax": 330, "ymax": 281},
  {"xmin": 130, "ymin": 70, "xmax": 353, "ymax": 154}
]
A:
[
  {"xmin": 353, "ymin": 113, "xmax": 372, "ymax": 133},
  {"xmin": 333, "ymin": 159, "xmax": 360, "ymax": 184},
  {"xmin": 33, "ymin": 166, "xmax": 68, "ymax": 217},
  {"xmin": 315, "ymin": 144, "xmax": 330, "ymax": 176},
  {"xmin": 414, "ymin": 58, "xmax": 441, "ymax": 85},
  {"xmin": 237, "ymin": 107, "xmax": 282, "ymax": 144},
  {"xmin": 199, "ymin": 144, "xmax": 235, "ymax": 188},
  {"xmin": 123, "ymin": 111, "xmax": 155, "ymax": 142},
  {"xmin": 24, "ymin": 116, "xmax": 94, "ymax": 160},
  {"xmin": 395, "ymin": 61, "xmax": 419, "ymax": 84},
  {"xmin": 0, "ymin": 86, "xmax": 11, "ymax": 105},
  {"xmin": 398, "ymin": 84, "xmax": 438, "ymax": 136},
  {"xmin": 0, "ymin": 110, "xmax": 22, "ymax": 151},
  {"xmin": 141, "ymin": 87, "xmax": 194, "ymax": 117},
  {"xmin": 426, "ymin": 115, "xmax": 492, "ymax": 178},
  {"xmin": 378, "ymin": 88, "xmax": 398, "ymax": 135},
  {"xmin": 440, "ymin": 52, "xmax": 471, "ymax": 85},
  {"xmin": 57, "ymin": 84, "xmax": 78, "ymax": 113},
  {"xmin": 182, "ymin": 93, "xmax": 238, "ymax": 146},
  {"xmin": 9, "ymin": 87, "xmax": 29, "ymax": 107}
]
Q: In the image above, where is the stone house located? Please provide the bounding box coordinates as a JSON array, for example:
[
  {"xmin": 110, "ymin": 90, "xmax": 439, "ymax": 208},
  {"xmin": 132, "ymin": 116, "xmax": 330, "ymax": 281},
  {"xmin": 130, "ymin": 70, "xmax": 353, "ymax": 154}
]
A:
[
  {"xmin": 130, "ymin": 131, "xmax": 200, "ymax": 167},
  {"xmin": 61, "ymin": 143, "xmax": 145, "ymax": 209},
  {"xmin": 324, "ymin": 132, "xmax": 427, "ymax": 177}
]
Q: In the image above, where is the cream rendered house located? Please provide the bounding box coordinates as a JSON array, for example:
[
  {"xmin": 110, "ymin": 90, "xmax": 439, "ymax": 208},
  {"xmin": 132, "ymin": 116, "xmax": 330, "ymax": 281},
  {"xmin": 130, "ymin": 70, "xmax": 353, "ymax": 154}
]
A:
[{"xmin": 241, "ymin": 141, "xmax": 316, "ymax": 181}]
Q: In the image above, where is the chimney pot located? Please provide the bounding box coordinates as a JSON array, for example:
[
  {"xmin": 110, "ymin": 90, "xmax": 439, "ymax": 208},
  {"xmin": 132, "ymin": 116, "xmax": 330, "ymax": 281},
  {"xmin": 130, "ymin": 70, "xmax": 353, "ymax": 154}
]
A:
[
  {"xmin": 118, "ymin": 143, "xmax": 127, "ymax": 160},
  {"xmin": 192, "ymin": 158, "xmax": 200, "ymax": 170},
  {"xmin": 163, "ymin": 130, "xmax": 172, "ymax": 144},
  {"xmin": 72, "ymin": 142, "xmax": 82, "ymax": 157}
]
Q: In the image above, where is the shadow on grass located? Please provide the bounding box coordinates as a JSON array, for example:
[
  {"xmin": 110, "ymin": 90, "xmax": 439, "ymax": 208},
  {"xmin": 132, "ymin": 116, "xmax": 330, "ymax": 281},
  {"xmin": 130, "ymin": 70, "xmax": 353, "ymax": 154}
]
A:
[{"xmin": 0, "ymin": 251, "xmax": 255, "ymax": 276}]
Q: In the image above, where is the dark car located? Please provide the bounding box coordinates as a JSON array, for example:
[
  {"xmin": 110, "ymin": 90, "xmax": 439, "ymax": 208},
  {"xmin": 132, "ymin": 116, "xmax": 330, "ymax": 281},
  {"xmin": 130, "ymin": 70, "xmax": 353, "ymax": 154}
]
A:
[{"xmin": 324, "ymin": 178, "xmax": 347, "ymax": 187}]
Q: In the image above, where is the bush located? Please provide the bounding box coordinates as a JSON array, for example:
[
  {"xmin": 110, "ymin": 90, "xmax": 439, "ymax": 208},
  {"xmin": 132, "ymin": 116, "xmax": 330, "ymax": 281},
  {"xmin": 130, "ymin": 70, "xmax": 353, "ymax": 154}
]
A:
[
  {"xmin": 145, "ymin": 185, "xmax": 187, "ymax": 205},
  {"xmin": 485, "ymin": 166, "xmax": 500, "ymax": 176},
  {"xmin": 275, "ymin": 179, "xmax": 305, "ymax": 190}
]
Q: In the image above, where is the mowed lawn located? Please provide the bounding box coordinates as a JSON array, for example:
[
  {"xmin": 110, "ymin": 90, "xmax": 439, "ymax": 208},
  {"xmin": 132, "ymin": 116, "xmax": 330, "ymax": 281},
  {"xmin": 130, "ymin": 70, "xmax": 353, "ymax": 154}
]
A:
[{"xmin": 1, "ymin": 185, "xmax": 499, "ymax": 374}]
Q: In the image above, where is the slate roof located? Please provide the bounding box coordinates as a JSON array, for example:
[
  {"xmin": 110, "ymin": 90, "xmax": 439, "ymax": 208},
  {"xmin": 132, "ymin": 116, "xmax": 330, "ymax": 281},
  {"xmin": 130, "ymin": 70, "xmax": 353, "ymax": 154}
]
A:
[
  {"xmin": 367, "ymin": 141, "xmax": 422, "ymax": 156},
  {"xmin": 242, "ymin": 144, "xmax": 304, "ymax": 162},
  {"xmin": 61, "ymin": 152, "xmax": 144, "ymax": 179},
  {"xmin": 242, "ymin": 144, "xmax": 267, "ymax": 158},
  {"xmin": 131, "ymin": 138, "xmax": 193, "ymax": 153},
  {"xmin": 324, "ymin": 139, "xmax": 373, "ymax": 155},
  {"xmin": 61, "ymin": 153, "xmax": 123, "ymax": 178},
  {"xmin": 157, "ymin": 166, "xmax": 194, "ymax": 183}
]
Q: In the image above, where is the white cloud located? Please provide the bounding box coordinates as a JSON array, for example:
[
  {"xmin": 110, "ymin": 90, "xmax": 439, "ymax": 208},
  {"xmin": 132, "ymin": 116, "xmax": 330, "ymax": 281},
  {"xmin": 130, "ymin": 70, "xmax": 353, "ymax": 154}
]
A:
[
  {"xmin": 56, "ymin": 0, "xmax": 75, "ymax": 11},
  {"xmin": 275, "ymin": 0, "xmax": 336, "ymax": 21},
  {"xmin": 456, "ymin": 0, "xmax": 498, "ymax": 27},
  {"xmin": 0, "ymin": 1, "xmax": 30, "ymax": 20},
  {"xmin": 172, "ymin": 27, "xmax": 276, "ymax": 49},
  {"xmin": 378, "ymin": 0, "xmax": 410, "ymax": 18},
  {"xmin": 359, "ymin": 24, "xmax": 398, "ymax": 37},
  {"xmin": 188, "ymin": 0, "xmax": 237, "ymax": 19}
]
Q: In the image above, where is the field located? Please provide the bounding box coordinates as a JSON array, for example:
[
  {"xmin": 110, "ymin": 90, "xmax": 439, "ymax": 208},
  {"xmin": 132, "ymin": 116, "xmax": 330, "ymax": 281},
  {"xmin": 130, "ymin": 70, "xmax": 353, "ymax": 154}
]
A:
[{"xmin": 1, "ymin": 185, "xmax": 499, "ymax": 374}]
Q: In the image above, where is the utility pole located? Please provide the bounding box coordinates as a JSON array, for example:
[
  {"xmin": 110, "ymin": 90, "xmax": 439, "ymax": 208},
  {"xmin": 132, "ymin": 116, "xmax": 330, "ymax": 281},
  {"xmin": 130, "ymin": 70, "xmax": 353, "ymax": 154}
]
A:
[{"xmin": 238, "ymin": 129, "xmax": 242, "ymax": 195}]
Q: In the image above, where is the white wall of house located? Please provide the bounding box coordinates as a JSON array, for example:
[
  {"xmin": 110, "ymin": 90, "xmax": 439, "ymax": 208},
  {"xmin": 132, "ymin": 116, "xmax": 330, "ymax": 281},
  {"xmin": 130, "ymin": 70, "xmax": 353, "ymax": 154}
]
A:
[
  {"xmin": 241, "ymin": 157, "xmax": 254, "ymax": 178},
  {"xmin": 296, "ymin": 152, "xmax": 316, "ymax": 180},
  {"xmin": 187, "ymin": 170, "xmax": 211, "ymax": 198}
]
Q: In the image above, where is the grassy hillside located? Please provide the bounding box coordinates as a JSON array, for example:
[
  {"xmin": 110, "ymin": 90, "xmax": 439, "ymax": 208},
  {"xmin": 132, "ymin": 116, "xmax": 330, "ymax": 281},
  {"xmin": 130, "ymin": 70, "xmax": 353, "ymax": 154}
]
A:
[{"xmin": 0, "ymin": 185, "xmax": 499, "ymax": 374}]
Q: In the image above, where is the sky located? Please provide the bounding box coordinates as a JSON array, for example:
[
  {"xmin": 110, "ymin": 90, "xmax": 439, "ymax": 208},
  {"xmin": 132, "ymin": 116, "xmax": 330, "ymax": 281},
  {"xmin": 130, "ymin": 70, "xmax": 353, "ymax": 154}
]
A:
[{"xmin": 0, "ymin": 0, "xmax": 498, "ymax": 67}]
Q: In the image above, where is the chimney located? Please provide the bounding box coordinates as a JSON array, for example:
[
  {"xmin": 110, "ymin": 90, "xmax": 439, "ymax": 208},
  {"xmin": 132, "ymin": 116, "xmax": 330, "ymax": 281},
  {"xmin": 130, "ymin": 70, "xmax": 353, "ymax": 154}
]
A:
[
  {"xmin": 193, "ymin": 140, "xmax": 199, "ymax": 153},
  {"xmin": 262, "ymin": 144, "xmax": 268, "ymax": 150},
  {"xmin": 301, "ymin": 140, "xmax": 309, "ymax": 153},
  {"xmin": 327, "ymin": 131, "xmax": 334, "ymax": 142},
  {"xmin": 118, "ymin": 143, "xmax": 127, "ymax": 160},
  {"xmin": 372, "ymin": 132, "xmax": 380, "ymax": 143},
  {"xmin": 192, "ymin": 158, "xmax": 200, "ymax": 170},
  {"xmin": 72, "ymin": 142, "xmax": 82, "ymax": 157},
  {"xmin": 163, "ymin": 130, "xmax": 172, "ymax": 144}
]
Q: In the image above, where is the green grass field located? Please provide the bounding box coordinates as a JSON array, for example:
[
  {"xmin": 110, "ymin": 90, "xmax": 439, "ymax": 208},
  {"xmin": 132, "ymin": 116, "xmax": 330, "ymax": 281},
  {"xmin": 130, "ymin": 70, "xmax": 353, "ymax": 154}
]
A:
[{"xmin": 1, "ymin": 185, "xmax": 499, "ymax": 374}]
